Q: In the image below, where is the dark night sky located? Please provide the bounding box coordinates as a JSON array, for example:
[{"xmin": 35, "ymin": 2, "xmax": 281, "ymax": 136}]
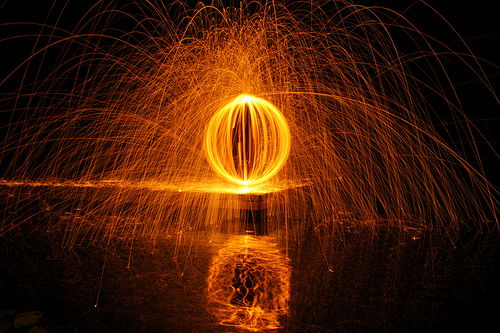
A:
[
  {"xmin": 1, "ymin": 0, "xmax": 498, "ymax": 96},
  {"xmin": 1, "ymin": 0, "xmax": 499, "ymax": 56}
]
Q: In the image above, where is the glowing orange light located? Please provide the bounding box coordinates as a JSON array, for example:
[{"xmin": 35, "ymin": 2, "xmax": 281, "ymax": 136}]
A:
[
  {"xmin": 204, "ymin": 95, "xmax": 291, "ymax": 186},
  {"xmin": 207, "ymin": 235, "xmax": 291, "ymax": 331}
]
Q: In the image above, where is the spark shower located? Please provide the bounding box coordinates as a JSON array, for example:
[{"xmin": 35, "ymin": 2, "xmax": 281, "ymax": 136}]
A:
[
  {"xmin": 0, "ymin": 0, "xmax": 499, "ymax": 331},
  {"xmin": 1, "ymin": 0, "xmax": 497, "ymax": 235}
]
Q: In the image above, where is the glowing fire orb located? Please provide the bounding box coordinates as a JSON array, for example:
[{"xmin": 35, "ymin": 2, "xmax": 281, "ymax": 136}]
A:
[{"xmin": 205, "ymin": 95, "xmax": 291, "ymax": 185}]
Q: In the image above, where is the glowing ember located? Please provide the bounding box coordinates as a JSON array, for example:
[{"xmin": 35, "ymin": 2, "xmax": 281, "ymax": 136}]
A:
[{"xmin": 205, "ymin": 94, "xmax": 291, "ymax": 185}]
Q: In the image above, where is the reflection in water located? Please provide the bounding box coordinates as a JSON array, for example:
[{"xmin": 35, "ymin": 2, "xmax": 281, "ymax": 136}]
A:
[{"xmin": 207, "ymin": 235, "xmax": 291, "ymax": 331}]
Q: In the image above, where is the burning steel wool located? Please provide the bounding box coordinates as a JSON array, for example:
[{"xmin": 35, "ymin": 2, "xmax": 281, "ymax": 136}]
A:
[{"xmin": 205, "ymin": 94, "xmax": 291, "ymax": 185}]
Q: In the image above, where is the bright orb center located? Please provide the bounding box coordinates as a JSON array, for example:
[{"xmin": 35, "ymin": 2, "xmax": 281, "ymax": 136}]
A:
[{"xmin": 205, "ymin": 95, "xmax": 291, "ymax": 185}]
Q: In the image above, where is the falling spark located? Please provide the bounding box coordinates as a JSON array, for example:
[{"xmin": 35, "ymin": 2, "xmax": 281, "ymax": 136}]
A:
[{"xmin": 0, "ymin": 1, "xmax": 496, "ymax": 246}]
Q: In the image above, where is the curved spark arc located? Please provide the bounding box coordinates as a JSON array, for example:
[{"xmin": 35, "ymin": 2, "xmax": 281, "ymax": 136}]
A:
[
  {"xmin": 0, "ymin": 1, "xmax": 498, "ymax": 255},
  {"xmin": 205, "ymin": 94, "xmax": 291, "ymax": 185}
]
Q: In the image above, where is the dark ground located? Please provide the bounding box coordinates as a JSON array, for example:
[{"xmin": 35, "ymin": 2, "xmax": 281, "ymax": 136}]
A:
[{"xmin": 1, "ymin": 187, "xmax": 499, "ymax": 332}]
